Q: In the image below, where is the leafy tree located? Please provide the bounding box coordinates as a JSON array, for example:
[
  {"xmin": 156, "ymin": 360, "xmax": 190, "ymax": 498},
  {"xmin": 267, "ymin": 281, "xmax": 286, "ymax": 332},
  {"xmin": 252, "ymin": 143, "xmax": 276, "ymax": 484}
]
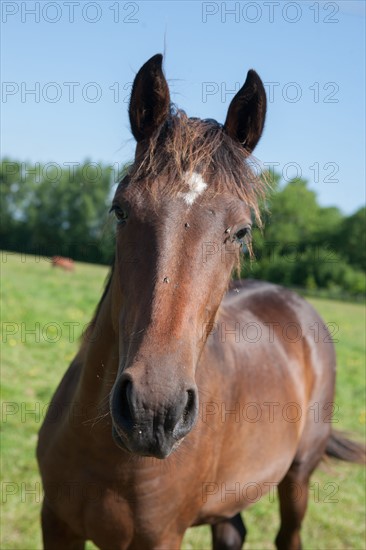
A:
[
  {"xmin": 334, "ymin": 207, "xmax": 366, "ymax": 272},
  {"xmin": 242, "ymin": 172, "xmax": 364, "ymax": 297}
]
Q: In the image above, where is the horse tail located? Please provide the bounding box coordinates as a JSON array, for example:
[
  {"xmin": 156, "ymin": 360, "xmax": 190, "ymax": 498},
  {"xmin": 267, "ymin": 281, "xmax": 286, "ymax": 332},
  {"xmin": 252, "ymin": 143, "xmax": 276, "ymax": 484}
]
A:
[{"xmin": 325, "ymin": 430, "xmax": 365, "ymax": 464}]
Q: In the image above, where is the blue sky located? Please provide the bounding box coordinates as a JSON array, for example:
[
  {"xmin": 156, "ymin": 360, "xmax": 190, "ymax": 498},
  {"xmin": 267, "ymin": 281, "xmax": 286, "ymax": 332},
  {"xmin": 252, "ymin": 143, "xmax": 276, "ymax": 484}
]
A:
[{"xmin": 1, "ymin": 0, "xmax": 365, "ymax": 214}]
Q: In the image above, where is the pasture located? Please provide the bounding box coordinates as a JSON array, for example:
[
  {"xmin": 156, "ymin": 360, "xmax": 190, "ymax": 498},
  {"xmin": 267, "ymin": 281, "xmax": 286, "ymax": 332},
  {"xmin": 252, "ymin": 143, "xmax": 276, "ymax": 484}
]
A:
[{"xmin": 1, "ymin": 252, "xmax": 365, "ymax": 549}]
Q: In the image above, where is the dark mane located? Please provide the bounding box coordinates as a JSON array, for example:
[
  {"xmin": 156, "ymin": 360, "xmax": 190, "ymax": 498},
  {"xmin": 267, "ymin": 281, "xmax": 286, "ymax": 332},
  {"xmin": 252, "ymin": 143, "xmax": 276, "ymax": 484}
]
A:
[{"xmin": 127, "ymin": 107, "xmax": 267, "ymax": 226}]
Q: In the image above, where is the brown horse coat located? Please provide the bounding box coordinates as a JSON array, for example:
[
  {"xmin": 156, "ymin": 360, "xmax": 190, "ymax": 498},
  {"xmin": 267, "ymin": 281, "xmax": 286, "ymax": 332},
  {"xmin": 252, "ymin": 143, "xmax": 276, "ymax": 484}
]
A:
[{"xmin": 37, "ymin": 54, "xmax": 364, "ymax": 550}]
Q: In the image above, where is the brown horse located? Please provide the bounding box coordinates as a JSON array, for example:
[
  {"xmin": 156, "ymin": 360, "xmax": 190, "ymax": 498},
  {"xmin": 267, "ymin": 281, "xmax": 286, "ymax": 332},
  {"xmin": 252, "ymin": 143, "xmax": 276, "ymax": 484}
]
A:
[
  {"xmin": 37, "ymin": 54, "xmax": 364, "ymax": 550},
  {"xmin": 51, "ymin": 256, "xmax": 75, "ymax": 271}
]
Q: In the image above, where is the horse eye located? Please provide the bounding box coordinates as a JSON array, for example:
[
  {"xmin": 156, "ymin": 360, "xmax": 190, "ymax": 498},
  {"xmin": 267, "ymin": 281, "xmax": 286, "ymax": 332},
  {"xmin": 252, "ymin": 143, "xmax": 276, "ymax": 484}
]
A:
[
  {"xmin": 110, "ymin": 205, "xmax": 129, "ymax": 225},
  {"xmin": 234, "ymin": 226, "xmax": 251, "ymax": 243}
]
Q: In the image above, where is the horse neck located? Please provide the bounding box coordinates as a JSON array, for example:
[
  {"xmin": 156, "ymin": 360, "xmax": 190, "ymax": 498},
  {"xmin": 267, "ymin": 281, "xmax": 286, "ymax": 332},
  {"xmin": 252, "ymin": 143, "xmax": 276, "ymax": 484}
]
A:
[{"xmin": 76, "ymin": 269, "xmax": 119, "ymax": 407}]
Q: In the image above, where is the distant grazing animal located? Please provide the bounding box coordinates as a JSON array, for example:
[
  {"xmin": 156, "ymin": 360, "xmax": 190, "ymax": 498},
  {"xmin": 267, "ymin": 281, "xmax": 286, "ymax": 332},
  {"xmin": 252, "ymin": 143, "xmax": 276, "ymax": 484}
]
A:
[
  {"xmin": 38, "ymin": 54, "xmax": 365, "ymax": 550},
  {"xmin": 51, "ymin": 256, "xmax": 74, "ymax": 271}
]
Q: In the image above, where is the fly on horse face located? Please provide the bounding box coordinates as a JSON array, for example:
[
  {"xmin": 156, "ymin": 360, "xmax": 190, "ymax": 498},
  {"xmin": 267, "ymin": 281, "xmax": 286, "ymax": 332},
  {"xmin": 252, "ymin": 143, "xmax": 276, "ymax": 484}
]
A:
[{"xmin": 37, "ymin": 54, "xmax": 364, "ymax": 550}]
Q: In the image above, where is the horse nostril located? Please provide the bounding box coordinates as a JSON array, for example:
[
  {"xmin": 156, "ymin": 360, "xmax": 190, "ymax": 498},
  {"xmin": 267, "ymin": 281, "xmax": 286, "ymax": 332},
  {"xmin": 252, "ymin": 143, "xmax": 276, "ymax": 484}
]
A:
[
  {"xmin": 173, "ymin": 388, "xmax": 198, "ymax": 440},
  {"xmin": 118, "ymin": 379, "xmax": 134, "ymax": 432},
  {"xmin": 183, "ymin": 390, "xmax": 196, "ymax": 424}
]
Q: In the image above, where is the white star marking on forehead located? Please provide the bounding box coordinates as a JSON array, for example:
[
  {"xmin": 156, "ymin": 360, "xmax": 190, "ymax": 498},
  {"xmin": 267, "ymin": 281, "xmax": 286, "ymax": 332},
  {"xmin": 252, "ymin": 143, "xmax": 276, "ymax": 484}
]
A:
[{"xmin": 178, "ymin": 172, "xmax": 207, "ymax": 206}]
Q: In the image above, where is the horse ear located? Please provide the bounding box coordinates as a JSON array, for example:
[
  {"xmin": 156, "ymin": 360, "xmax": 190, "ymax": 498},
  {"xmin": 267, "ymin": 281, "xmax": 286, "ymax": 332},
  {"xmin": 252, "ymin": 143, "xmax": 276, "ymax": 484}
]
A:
[
  {"xmin": 129, "ymin": 54, "xmax": 170, "ymax": 143},
  {"xmin": 224, "ymin": 69, "xmax": 267, "ymax": 153}
]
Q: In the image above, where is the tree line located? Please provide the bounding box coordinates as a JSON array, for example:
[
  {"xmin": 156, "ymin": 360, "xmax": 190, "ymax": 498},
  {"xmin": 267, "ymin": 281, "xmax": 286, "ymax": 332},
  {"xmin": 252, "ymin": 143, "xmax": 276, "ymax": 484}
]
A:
[
  {"xmin": 1, "ymin": 159, "xmax": 116, "ymax": 265},
  {"xmin": 242, "ymin": 173, "xmax": 365, "ymax": 298},
  {"xmin": 1, "ymin": 159, "xmax": 365, "ymax": 297}
]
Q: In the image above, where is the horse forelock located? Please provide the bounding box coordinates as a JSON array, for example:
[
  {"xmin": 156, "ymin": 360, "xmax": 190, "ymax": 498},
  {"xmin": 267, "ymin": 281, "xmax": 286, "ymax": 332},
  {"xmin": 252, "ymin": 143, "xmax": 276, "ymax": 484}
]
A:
[{"xmin": 123, "ymin": 107, "xmax": 268, "ymax": 228}]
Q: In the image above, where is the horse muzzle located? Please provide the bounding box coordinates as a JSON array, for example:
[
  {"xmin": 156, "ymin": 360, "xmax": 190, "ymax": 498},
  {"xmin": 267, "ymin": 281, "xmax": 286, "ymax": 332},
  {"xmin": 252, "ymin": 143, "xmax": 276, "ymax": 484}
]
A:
[{"xmin": 110, "ymin": 374, "xmax": 198, "ymax": 459}]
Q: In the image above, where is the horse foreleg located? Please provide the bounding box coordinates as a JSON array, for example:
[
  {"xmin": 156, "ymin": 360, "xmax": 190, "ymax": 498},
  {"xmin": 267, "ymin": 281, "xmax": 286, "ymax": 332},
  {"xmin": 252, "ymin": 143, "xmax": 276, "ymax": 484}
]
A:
[
  {"xmin": 211, "ymin": 513, "xmax": 246, "ymax": 550},
  {"xmin": 41, "ymin": 500, "xmax": 85, "ymax": 550}
]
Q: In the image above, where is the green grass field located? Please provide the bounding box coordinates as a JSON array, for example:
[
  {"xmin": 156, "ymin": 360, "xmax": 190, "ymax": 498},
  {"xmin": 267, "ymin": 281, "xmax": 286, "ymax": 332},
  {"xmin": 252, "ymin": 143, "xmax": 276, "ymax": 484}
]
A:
[{"xmin": 1, "ymin": 252, "xmax": 365, "ymax": 550}]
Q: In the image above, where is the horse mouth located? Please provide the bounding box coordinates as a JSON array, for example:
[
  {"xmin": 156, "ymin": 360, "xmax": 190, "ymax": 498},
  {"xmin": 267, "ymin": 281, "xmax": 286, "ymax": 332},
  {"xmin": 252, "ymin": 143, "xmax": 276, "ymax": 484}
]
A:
[{"xmin": 111, "ymin": 424, "xmax": 177, "ymax": 459}]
